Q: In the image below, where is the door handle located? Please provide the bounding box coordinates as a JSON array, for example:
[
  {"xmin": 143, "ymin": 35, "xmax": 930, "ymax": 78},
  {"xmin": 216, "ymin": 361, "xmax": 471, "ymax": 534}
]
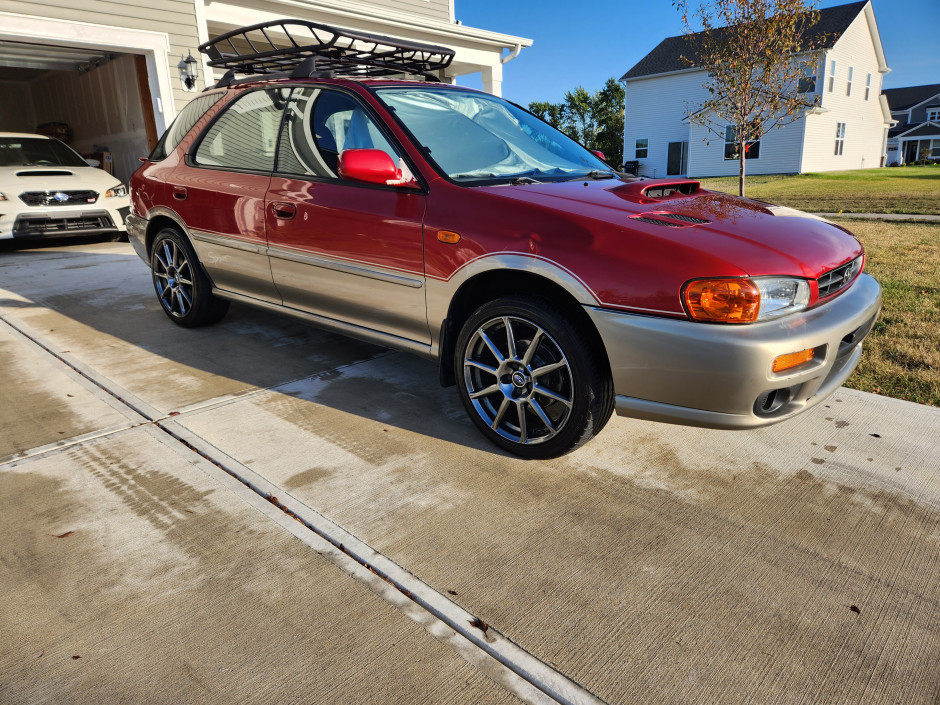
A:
[
  {"xmin": 271, "ymin": 202, "xmax": 296, "ymax": 220},
  {"xmin": 172, "ymin": 186, "xmax": 188, "ymax": 200}
]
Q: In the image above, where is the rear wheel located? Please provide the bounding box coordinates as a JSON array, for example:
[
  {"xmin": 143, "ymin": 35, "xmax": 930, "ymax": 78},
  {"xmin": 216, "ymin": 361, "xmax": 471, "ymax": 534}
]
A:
[
  {"xmin": 150, "ymin": 227, "xmax": 229, "ymax": 327},
  {"xmin": 455, "ymin": 296, "xmax": 613, "ymax": 459}
]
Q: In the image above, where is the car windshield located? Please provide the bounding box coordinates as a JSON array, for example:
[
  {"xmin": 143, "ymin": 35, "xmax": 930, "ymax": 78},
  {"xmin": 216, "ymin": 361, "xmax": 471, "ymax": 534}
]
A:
[
  {"xmin": 375, "ymin": 87, "xmax": 615, "ymax": 185},
  {"xmin": 0, "ymin": 137, "xmax": 88, "ymax": 168}
]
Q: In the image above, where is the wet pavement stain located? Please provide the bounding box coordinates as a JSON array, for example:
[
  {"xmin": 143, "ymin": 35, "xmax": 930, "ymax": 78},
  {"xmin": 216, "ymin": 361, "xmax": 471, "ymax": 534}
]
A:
[
  {"xmin": 283, "ymin": 467, "xmax": 334, "ymax": 490},
  {"xmin": 0, "ymin": 339, "xmax": 100, "ymax": 456}
]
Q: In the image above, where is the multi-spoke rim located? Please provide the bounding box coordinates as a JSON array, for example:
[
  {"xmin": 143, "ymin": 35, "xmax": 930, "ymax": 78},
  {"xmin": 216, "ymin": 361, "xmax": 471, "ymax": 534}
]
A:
[
  {"xmin": 152, "ymin": 239, "xmax": 195, "ymax": 319},
  {"xmin": 463, "ymin": 315, "xmax": 574, "ymax": 446}
]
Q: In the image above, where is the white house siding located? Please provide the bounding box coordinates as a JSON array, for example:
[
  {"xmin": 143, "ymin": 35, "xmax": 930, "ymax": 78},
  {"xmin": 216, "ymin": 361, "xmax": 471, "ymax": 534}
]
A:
[
  {"xmin": 0, "ymin": 0, "xmax": 201, "ymax": 112},
  {"xmin": 623, "ymin": 71, "xmax": 705, "ymax": 178},
  {"xmin": 801, "ymin": 10, "xmax": 886, "ymax": 171},
  {"xmin": 687, "ymin": 115, "xmax": 805, "ymax": 177},
  {"xmin": 380, "ymin": 0, "xmax": 450, "ymax": 22}
]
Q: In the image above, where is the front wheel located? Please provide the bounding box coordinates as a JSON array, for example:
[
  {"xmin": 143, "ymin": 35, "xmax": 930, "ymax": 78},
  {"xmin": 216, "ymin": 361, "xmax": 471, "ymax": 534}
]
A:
[
  {"xmin": 455, "ymin": 297, "xmax": 614, "ymax": 459},
  {"xmin": 150, "ymin": 227, "xmax": 229, "ymax": 328}
]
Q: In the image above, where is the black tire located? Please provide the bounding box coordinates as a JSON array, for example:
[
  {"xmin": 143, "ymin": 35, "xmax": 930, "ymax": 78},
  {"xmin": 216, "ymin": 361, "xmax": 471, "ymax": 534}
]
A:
[
  {"xmin": 454, "ymin": 296, "xmax": 614, "ymax": 459},
  {"xmin": 150, "ymin": 227, "xmax": 229, "ymax": 327}
]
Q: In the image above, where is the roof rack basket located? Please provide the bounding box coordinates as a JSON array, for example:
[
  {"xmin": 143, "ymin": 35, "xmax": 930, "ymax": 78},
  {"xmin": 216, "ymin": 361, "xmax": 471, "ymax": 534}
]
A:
[{"xmin": 199, "ymin": 19, "xmax": 455, "ymax": 84}]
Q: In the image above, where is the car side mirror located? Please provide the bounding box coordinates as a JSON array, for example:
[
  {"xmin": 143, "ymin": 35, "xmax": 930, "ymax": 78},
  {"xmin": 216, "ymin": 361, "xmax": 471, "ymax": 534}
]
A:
[
  {"xmin": 591, "ymin": 150, "xmax": 607, "ymax": 162},
  {"xmin": 84, "ymin": 157, "xmax": 101, "ymax": 167},
  {"xmin": 338, "ymin": 149, "xmax": 419, "ymax": 188}
]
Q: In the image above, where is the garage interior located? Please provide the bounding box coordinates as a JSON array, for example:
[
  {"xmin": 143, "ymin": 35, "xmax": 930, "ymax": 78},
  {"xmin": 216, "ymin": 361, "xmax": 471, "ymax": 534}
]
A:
[{"xmin": 0, "ymin": 40, "xmax": 157, "ymax": 185}]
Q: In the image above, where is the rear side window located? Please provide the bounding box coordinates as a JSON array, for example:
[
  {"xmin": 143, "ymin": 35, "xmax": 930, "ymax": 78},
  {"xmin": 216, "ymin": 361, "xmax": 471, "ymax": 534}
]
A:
[
  {"xmin": 149, "ymin": 92, "xmax": 224, "ymax": 160},
  {"xmin": 194, "ymin": 89, "xmax": 286, "ymax": 172},
  {"xmin": 277, "ymin": 87, "xmax": 400, "ymax": 179}
]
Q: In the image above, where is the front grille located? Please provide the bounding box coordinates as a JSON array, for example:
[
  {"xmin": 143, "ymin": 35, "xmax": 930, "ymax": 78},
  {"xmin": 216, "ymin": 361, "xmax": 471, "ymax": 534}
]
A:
[
  {"xmin": 19, "ymin": 190, "xmax": 99, "ymax": 207},
  {"xmin": 818, "ymin": 256, "xmax": 862, "ymax": 298},
  {"xmin": 14, "ymin": 213, "xmax": 115, "ymax": 236}
]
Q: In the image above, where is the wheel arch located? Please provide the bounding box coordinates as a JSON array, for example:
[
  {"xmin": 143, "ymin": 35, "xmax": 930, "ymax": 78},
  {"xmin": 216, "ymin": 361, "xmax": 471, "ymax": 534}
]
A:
[
  {"xmin": 437, "ymin": 267, "xmax": 611, "ymax": 388},
  {"xmin": 143, "ymin": 208, "xmax": 196, "ymax": 259}
]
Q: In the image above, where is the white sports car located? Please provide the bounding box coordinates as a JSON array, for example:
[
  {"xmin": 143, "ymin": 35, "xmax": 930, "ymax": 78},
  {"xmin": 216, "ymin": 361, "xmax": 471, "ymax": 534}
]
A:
[{"xmin": 0, "ymin": 132, "xmax": 130, "ymax": 242}]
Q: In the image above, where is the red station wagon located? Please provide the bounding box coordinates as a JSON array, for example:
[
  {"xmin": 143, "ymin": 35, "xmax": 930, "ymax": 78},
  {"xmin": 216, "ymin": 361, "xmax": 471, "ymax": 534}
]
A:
[{"xmin": 128, "ymin": 21, "xmax": 882, "ymax": 458}]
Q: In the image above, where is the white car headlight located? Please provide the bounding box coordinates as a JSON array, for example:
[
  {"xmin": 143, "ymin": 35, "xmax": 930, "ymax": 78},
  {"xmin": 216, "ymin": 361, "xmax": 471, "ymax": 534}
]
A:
[
  {"xmin": 105, "ymin": 184, "xmax": 127, "ymax": 198},
  {"xmin": 753, "ymin": 277, "xmax": 811, "ymax": 320}
]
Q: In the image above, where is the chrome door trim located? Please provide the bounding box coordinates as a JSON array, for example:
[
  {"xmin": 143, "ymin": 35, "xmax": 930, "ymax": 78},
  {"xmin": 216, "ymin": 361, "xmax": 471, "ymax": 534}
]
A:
[{"xmin": 267, "ymin": 244, "xmax": 424, "ymax": 289}]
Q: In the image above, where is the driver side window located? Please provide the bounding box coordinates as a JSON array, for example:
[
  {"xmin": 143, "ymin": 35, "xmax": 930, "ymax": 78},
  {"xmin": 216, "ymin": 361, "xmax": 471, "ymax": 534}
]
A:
[{"xmin": 276, "ymin": 87, "xmax": 399, "ymax": 179}]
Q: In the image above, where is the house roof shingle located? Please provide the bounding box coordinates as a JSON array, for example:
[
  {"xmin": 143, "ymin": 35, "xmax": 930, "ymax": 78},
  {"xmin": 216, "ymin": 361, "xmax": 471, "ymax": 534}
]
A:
[
  {"xmin": 895, "ymin": 122, "xmax": 940, "ymax": 139},
  {"xmin": 882, "ymin": 84, "xmax": 940, "ymax": 111},
  {"xmin": 620, "ymin": 0, "xmax": 868, "ymax": 81}
]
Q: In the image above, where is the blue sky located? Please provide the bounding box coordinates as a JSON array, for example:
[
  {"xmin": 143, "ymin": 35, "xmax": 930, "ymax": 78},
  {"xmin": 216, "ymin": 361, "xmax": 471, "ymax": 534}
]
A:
[{"xmin": 455, "ymin": 0, "xmax": 940, "ymax": 106}]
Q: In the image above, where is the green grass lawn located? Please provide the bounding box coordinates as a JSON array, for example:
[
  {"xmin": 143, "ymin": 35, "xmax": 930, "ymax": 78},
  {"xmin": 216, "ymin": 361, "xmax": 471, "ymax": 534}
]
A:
[
  {"xmin": 697, "ymin": 166, "xmax": 940, "ymax": 215},
  {"xmin": 836, "ymin": 220, "xmax": 940, "ymax": 407}
]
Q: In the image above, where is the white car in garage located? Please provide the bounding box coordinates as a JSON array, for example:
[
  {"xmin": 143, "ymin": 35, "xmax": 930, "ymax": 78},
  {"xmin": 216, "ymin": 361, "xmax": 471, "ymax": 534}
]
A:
[{"xmin": 0, "ymin": 132, "xmax": 130, "ymax": 242}]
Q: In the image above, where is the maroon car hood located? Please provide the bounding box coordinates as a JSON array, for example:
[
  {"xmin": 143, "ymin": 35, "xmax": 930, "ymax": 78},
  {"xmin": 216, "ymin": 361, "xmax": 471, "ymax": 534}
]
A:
[{"xmin": 484, "ymin": 178, "xmax": 863, "ymax": 279}]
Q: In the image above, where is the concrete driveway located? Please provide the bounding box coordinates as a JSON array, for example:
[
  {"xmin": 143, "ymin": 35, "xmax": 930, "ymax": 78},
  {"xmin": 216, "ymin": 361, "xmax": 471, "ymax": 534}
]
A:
[{"xmin": 2, "ymin": 240, "xmax": 939, "ymax": 704}]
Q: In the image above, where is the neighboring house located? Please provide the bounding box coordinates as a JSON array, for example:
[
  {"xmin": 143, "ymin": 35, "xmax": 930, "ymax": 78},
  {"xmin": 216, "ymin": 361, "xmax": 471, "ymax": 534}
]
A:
[
  {"xmin": 883, "ymin": 84, "xmax": 940, "ymax": 164},
  {"xmin": 0, "ymin": 0, "xmax": 530, "ymax": 181},
  {"xmin": 620, "ymin": 0, "xmax": 893, "ymax": 178}
]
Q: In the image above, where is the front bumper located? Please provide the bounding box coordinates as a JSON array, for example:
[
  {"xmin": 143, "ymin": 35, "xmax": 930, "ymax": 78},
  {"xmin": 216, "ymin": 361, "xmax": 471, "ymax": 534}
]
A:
[
  {"xmin": 587, "ymin": 273, "xmax": 882, "ymax": 429},
  {"xmin": 0, "ymin": 202, "xmax": 130, "ymax": 240}
]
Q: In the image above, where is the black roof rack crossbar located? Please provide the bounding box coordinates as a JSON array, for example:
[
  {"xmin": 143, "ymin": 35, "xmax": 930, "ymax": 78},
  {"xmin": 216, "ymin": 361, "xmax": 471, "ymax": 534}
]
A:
[{"xmin": 199, "ymin": 19, "xmax": 455, "ymax": 84}]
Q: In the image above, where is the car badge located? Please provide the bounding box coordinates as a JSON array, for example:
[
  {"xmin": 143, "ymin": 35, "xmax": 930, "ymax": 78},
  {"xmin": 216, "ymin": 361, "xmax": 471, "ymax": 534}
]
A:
[{"xmin": 53, "ymin": 192, "xmax": 69, "ymax": 202}]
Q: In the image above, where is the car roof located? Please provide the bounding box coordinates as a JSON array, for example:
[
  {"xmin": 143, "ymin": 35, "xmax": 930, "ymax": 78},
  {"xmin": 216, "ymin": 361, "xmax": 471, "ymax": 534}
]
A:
[{"xmin": 0, "ymin": 132, "xmax": 50, "ymax": 139}]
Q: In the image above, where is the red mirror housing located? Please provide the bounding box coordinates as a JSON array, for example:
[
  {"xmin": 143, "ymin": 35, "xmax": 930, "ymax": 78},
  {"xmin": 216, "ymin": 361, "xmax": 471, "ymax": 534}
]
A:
[
  {"xmin": 338, "ymin": 149, "xmax": 417, "ymax": 187},
  {"xmin": 591, "ymin": 149, "xmax": 607, "ymax": 162}
]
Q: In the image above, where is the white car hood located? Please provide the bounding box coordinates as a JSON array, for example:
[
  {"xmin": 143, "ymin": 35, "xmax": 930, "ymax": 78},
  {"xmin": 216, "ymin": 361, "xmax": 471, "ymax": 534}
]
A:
[{"xmin": 0, "ymin": 165, "xmax": 122, "ymax": 195}]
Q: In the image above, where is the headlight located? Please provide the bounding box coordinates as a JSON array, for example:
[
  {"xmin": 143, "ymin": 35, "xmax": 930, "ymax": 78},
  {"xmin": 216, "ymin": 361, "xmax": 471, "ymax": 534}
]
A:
[
  {"xmin": 683, "ymin": 277, "xmax": 810, "ymax": 323},
  {"xmin": 105, "ymin": 184, "xmax": 127, "ymax": 198}
]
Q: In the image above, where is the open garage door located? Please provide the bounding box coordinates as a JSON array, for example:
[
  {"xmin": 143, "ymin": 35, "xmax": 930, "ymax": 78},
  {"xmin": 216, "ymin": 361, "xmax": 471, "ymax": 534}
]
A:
[{"xmin": 0, "ymin": 40, "xmax": 158, "ymax": 184}]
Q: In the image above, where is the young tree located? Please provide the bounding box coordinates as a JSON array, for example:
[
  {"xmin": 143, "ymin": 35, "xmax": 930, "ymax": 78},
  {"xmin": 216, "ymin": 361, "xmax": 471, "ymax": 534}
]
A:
[
  {"xmin": 527, "ymin": 79, "xmax": 625, "ymax": 168},
  {"xmin": 674, "ymin": 0, "xmax": 824, "ymax": 196}
]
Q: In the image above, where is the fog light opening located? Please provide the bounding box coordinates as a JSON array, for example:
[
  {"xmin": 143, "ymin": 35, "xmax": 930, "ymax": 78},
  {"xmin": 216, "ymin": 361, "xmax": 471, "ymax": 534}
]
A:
[{"xmin": 754, "ymin": 387, "xmax": 794, "ymax": 416}]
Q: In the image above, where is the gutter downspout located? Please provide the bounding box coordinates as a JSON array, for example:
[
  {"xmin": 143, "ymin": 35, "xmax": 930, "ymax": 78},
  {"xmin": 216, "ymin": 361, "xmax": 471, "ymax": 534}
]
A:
[{"xmin": 501, "ymin": 43, "xmax": 522, "ymax": 65}]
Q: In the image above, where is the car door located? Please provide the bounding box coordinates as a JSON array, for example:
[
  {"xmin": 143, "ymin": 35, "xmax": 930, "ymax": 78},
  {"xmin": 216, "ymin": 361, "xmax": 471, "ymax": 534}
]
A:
[
  {"xmin": 172, "ymin": 88, "xmax": 286, "ymax": 303},
  {"xmin": 265, "ymin": 86, "xmax": 429, "ymax": 344}
]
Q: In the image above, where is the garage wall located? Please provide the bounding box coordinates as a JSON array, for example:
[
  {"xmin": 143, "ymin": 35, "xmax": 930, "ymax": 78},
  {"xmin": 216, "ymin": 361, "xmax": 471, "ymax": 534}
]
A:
[
  {"xmin": 31, "ymin": 55, "xmax": 148, "ymax": 184},
  {"xmin": 0, "ymin": 80, "xmax": 36, "ymax": 131}
]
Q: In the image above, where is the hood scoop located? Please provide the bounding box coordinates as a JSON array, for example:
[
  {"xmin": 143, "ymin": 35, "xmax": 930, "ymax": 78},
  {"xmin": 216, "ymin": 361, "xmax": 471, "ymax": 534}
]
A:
[
  {"xmin": 630, "ymin": 211, "xmax": 710, "ymax": 228},
  {"xmin": 16, "ymin": 170, "xmax": 74, "ymax": 177}
]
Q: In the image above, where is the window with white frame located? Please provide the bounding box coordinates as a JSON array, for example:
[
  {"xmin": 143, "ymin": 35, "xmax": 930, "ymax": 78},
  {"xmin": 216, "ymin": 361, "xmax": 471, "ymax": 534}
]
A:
[
  {"xmin": 635, "ymin": 138, "xmax": 648, "ymax": 159},
  {"xmin": 828, "ymin": 59, "xmax": 836, "ymax": 92},
  {"xmin": 932, "ymin": 139, "xmax": 940, "ymax": 157},
  {"xmin": 927, "ymin": 108, "xmax": 940, "ymax": 122},
  {"xmin": 864, "ymin": 73, "xmax": 872, "ymax": 100},
  {"xmin": 724, "ymin": 126, "xmax": 760, "ymax": 160},
  {"xmin": 846, "ymin": 66, "xmax": 853, "ymax": 96},
  {"xmin": 798, "ymin": 61, "xmax": 817, "ymax": 93},
  {"xmin": 834, "ymin": 122, "xmax": 846, "ymax": 155}
]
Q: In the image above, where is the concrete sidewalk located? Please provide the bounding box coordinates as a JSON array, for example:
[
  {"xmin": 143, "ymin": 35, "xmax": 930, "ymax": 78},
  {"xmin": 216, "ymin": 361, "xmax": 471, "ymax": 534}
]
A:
[
  {"xmin": 3, "ymin": 241, "xmax": 940, "ymax": 704},
  {"xmin": 814, "ymin": 212, "xmax": 940, "ymax": 222}
]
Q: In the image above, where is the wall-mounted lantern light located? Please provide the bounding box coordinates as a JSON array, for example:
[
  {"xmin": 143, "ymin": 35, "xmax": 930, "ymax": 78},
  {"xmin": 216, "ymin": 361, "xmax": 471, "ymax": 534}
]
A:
[{"xmin": 178, "ymin": 51, "xmax": 199, "ymax": 91}]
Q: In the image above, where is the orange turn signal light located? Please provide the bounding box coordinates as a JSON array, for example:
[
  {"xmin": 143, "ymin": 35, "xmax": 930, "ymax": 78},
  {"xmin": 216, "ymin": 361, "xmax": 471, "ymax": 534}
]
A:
[
  {"xmin": 437, "ymin": 230, "xmax": 461, "ymax": 244},
  {"xmin": 684, "ymin": 278, "xmax": 760, "ymax": 323},
  {"xmin": 772, "ymin": 348, "xmax": 815, "ymax": 373}
]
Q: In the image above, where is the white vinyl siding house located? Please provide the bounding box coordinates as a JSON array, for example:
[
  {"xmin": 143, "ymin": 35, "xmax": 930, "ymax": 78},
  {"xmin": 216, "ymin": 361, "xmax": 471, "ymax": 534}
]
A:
[{"xmin": 620, "ymin": 0, "xmax": 892, "ymax": 177}]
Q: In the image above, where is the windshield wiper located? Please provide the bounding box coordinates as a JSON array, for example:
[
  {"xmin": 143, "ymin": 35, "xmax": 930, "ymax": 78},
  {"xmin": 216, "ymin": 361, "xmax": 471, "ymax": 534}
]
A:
[
  {"xmin": 566, "ymin": 170, "xmax": 617, "ymax": 181},
  {"xmin": 510, "ymin": 176, "xmax": 541, "ymax": 185}
]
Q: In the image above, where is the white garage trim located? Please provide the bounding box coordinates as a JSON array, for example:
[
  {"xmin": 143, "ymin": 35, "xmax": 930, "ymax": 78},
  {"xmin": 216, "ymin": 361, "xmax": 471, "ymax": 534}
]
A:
[{"xmin": 0, "ymin": 12, "xmax": 175, "ymax": 133}]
